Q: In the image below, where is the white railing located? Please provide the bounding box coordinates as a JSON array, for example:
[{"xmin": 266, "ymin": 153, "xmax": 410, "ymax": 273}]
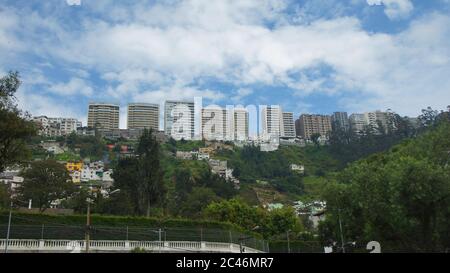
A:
[{"xmin": 0, "ymin": 239, "xmax": 264, "ymax": 253}]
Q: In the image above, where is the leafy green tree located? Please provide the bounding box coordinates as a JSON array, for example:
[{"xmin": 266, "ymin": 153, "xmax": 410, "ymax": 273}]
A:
[
  {"xmin": 18, "ymin": 160, "xmax": 75, "ymax": 212},
  {"xmin": 203, "ymin": 199, "xmax": 302, "ymax": 238},
  {"xmin": 112, "ymin": 158, "xmax": 141, "ymax": 215},
  {"xmin": 320, "ymin": 122, "xmax": 450, "ymax": 252},
  {"xmin": 419, "ymin": 107, "xmax": 440, "ymax": 128},
  {"xmin": 100, "ymin": 190, "xmax": 135, "ymax": 216},
  {"xmin": 204, "ymin": 199, "xmax": 266, "ymax": 231},
  {"xmin": 197, "ymin": 169, "xmax": 237, "ymax": 199},
  {"xmin": 60, "ymin": 186, "xmax": 90, "ymax": 213},
  {"xmin": 0, "ymin": 183, "xmax": 11, "ymax": 209},
  {"xmin": 0, "ymin": 71, "xmax": 37, "ymax": 172},
  {"xmin": 179, "ymin": 187, "xmax": 219, "ymax": 218},
  {"xmin": 265, "ymin": 207, "xmax": 304, "ymax": 236},
  {"xmin": 174, "ymin": 168, "xmax": 194, "ymax": 203},
  {"xmin": 113, "ymin": 129, "xmax": 166, "ymax": 216},
  {"xmin": 137, "ymin": 129, "xmax": 166, "ymax": 216},
  {"xmin": 310, "ymin": 133, "xmax": 321, "ymax": 146}
]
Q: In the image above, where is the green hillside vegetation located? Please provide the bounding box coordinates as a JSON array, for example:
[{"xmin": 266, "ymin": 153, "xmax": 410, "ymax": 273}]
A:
[{"xmin": 319, "ymin": 120, "xmax": 450, "ymax": 252}]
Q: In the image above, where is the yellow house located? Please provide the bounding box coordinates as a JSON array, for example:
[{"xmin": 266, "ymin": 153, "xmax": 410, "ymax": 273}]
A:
[{"xmin": 66, "ymin": 162, "xmax": 83, "ymax": 172}]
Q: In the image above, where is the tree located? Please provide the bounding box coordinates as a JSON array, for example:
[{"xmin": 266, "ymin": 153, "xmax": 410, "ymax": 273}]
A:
[
  {"xmin": 111, "ymin": 158, "xmax": 141, "ymax": 215},
  {"xmin": 179, "ymin": 187, "xmax": 219, "ymax": 218},
  {"xmin": 0, "ymin": 72, "xmax": 37, "ymax": 172},
  {"xmin": 203, "ymin": 199, "xmax": 303, "ymax": 238},
  {"xmin": 174, "ymin": 168, "xmax": 194, "ymax": 203},
  {"xmin": 320, "ymin": 122, "xmax": 450, "ymax": 251},
  {"xmin": 137, "ymin": 129, "xmax": 166, "ymax": 217},
  {"xmin": 18, "ymin": 160, "xmax": 75, "ymax": 212},
  {"xmin": 0, "ymin": 183, "xmax": 11, "ymax": 209},
  {"xmin": 204, "ymin": 199, "xmax": 266, "ymax": 232},
  {"xmin": 310, "ymin": 133, "xmax": 321, "ymax": 146},
  {"xmin": 419, "ymin": 107, "xmax": 440, "ymax": 128},
  {"xmin": 113, "ymin": 129, "xmax": 166, "ymax": 216},
  {"xmin": 265, "ymin": 207, "xmax": 303, "ymax": 237}
]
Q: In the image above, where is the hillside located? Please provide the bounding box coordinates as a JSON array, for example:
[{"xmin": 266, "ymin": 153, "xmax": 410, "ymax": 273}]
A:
[{"xmin": 319, "ymin": 120, "xmax": 450, "ymax": 251}]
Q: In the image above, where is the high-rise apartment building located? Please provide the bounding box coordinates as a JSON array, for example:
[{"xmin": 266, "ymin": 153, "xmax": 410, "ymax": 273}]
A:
[
  {"xmin": 295, "ymin": 114, "xmax": 332, "ymax": 140},
  {"xmin": 233, "ymin": 108, "xmax": 249, "ymax": 141},
  {"xmin": 261, "ymin": 105, "xmax": 283, "ymax": 138},
  {"xmin": 281, "ymin": 112, "xmax": 296, "ymax": 138},
  {"xmin": 164, "ymin": 100, "xmax": 195, "ymax": 140},
  {"xmin": 87, "ymin": 103, "xmax": 120, "ymax": 131},
  {"xmin": 201, "ymin": 106, "xmax": 231, "ymax": 141},
  {"xmin": 349, "ymin": 111, "xmax": 393, "ymax": 135},
  {"xmin": 349, "ymin": 113, "xmax": 366, "ymax": 134},
  {"xmin": 127, "ymin": 103, "xmax": 160, "ymax": 131},
  {"xmin": 364, "ymin": 111, "xmax": 389, "ymax": 133},
  {"xmin": 332, "ymin": 112, "xmax": 349, "ymax": 131}
]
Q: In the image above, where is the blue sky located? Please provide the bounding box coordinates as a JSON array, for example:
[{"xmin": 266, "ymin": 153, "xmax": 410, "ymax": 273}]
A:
[{"xmin": 1, "ymin": 0, "xmax": 450, "ymax": 128}]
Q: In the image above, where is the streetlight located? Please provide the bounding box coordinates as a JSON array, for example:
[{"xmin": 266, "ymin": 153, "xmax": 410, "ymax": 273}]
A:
[{"xmin": 150, "ymin": 229, "xmax": 164, "ymax": 253}]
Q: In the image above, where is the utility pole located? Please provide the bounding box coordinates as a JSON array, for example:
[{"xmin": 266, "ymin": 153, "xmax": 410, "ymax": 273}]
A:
[
  {"xmin": 338, "ymin": 208, "xmax": 345, "ymax": 253},
  {"xmin": 4, "ymin": 201, "xmax": 13, "ymax": 253},
  {"xmin": 287, "ymin": 230, "xmax": 291, "ymax": 253},
  {"xmin": 85, "ymin": 200, "xmax": 91, "ymax": 253},
  {"xmin": 158, "ymin": 228, "xmax": 162, "ymax": 253}
]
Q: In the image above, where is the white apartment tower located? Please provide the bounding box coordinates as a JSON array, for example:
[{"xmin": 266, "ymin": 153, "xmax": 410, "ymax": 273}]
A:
[
  {"xmin": 233, "ymin": 108, "xmax": 249, "ymax": 141},
  {"xmin": 127, "ymin": 103, "xmax": 160, "ymax": 131},
  {"xmin": 164, "ymin": 100, "xmax": 195, "ymax": 140},
  {"xmin": 261, "ymin": 105, "xmax": 283, "ymax": 139},
  {"xmin": 364, "ymin": 111, "xmax": 389, "ymax": 133},
  {"xmin": 201, "ymin": 106, "xmax": 232, "ymax": 141}
]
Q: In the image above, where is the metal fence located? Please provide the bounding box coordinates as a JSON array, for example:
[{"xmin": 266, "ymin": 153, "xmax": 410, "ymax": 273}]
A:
[{"xmin": 0, "ymin": 224, "xmax": 268, "ymax": 252}]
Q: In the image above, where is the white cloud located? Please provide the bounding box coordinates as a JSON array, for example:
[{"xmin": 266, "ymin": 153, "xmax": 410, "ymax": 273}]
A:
[
  {"xmin": 231, "ymin": 88, "xmax": 254, "ymax": 103},
  {"xmin": 366, "ymin": 0, "xmax": 414, "ymax": 20},
  {"xmin": 2, "ymin": 0, "xmax": 450, "ymax": 118},
  {"xmin": 66, "ymin": 0, "xmax": 82, "ymax": 6},
  {"xmin": 49, "ymin": 78, "xmax": 93, "ymax": 96},
  {"xmin": 133, "ymin": 86, "xmax": 225, "ymax": 105}
]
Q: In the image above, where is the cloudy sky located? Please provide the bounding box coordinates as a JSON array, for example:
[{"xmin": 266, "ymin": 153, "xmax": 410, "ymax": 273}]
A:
[{"xmin": 1, "ymin": 0, "xmax": 450, "ymax": 128}]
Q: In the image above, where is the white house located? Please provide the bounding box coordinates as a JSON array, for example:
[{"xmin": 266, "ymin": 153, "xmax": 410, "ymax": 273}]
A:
[
  {"xmin": 197, "ymin": 153, "xmax": 210, "ymax": 161},
  {"xmin": 291, "ymin": 164, "xmax": 305, "ymax": 174}
]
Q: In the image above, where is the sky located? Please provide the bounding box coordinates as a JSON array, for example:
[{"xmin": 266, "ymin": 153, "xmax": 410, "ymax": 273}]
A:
[{"xmin": 1, "ymin": 0, "xmax": 450, "ymax": 129}]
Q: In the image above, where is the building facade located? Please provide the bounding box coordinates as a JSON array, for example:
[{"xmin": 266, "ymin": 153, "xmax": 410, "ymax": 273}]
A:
[
  {"xmin": 233, "ymin": 108, "xmax": 249, "ymax": 141},
  {"xmin": 295, "ymin": 114, "xmax": 332, "ymax": 140},
  {"xmin": 331, "ymin": 112, "xmax": 349, "ymax": 131},
  {"xmin": 364, "ymin": 111, "xmax": 389, "ymax": 134},
  {"xmin": 127, "ymin": 103, "xmax": 160, "ymax": 131},
  {"xmin": 164, "ymin": 100, "xmax": 195, "ymax": 140},
  {"xmin": 349, "ymin": 113, "xmax": 366, "ymax": 134},
  {"xmin": 33, "ymin": 116, "xmax": 81, "ymax": 136},
  {"xmin": 87, "ymin": 103, "xmax": 120, "ymax": 131},
  {"xmin": 261, "ymin": 105, "xmax": 283, "ymax": 139},
  {"xmin": 281, "ymin": 112, "xmax": 296, "ymax": 138},
  {"xmin": 201, "ymin": 106, "xmax": 231, "ymax": 141}
]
